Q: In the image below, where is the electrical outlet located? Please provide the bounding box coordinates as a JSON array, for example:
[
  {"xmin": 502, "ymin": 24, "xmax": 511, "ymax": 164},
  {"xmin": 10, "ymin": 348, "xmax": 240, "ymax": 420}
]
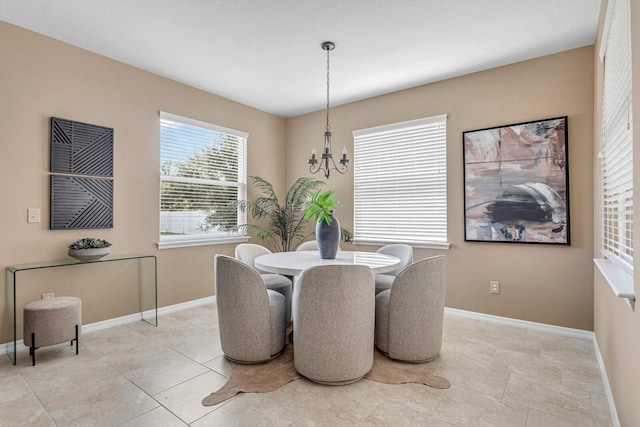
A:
[
  {"xmin": 41, "ymin": 293, "xmax": 54, "ymax": 300},
  {"xmin": 490, "ymin": 281, "xmax": 500, "ymax": 294}
]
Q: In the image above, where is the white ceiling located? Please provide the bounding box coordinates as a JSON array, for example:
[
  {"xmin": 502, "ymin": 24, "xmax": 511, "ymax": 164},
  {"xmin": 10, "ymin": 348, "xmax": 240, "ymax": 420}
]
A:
[{"xmin": 1, "ymin": 0, "xmax": 600, "ymax": 118}]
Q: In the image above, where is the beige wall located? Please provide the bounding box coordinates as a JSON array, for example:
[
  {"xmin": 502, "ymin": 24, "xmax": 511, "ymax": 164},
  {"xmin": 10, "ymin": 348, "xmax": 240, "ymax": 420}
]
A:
[
  {"xmin": 1, "ymin": 22, "xmax": 596, "ymax": 336},
  {"xmin": 287, "ymin": 46, "xmax": 595, "ymax": 330},
  {"xmin": 0, "ymin": 22, "xmax": 287, "ymax": 341},
  {"xmin": 593, "ymin": 1, "xmax": 640, "ymax": 425}
]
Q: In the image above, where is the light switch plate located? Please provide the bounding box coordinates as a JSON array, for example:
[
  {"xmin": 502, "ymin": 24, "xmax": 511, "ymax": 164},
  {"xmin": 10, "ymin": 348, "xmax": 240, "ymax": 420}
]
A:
[{"xmin": 27, "ymin": 208, "xmax": 41, "ymax": 223}]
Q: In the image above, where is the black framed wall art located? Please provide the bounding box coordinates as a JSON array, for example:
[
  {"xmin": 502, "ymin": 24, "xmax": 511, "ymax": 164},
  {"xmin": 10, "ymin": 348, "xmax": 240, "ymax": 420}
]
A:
[
  {"xmin": 50, "ymin": 117, "xmax": 114, "ymax": 230},
  {"xmin": 463, "ymin": 116, "xmax": 569, "ymax": 245}
]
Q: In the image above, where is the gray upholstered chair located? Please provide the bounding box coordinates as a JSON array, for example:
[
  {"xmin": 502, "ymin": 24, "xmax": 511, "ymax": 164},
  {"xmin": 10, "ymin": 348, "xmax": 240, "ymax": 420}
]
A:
[
  {"xmin": 374, "ymin": 244, "xmax": 413, "ymax": 295},
  {"xmin": 375, "ymin": 255, "xmax": 446, "ymax": 363},
  {"xmin": 296, "ymin": 240, "xmax": 319, "ymax": 251},
  {"xmin": 214, "ymin": 255, "xmax": 287, "ymax": 363},
  {"xmin": 293, "ymin": 264, "xmax": 375, "ymax": 385},
  {"xmin": 235, "ymin": 243, "xmax": 293, "ymax": 322}
]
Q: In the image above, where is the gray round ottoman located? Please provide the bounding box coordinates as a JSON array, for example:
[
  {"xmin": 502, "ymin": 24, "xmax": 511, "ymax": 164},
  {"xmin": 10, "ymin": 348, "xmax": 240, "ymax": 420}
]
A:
[{"xmin": 23, "ymin": 296, "xmax": 82, "ymax": 366}]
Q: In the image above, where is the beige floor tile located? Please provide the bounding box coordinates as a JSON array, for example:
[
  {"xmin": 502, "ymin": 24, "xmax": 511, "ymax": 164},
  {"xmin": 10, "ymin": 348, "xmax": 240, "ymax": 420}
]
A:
[
  {"xmin": 355, "ymin": 378, "xmax": 447, "ymax": 415},
  {"xmin": 122, "ymin": 406, "xmax": 188, "ymax": 426},
  {"xmin": 491, "ymin": 348, "xmax": 563, "ymax": 383},
  {"xmin": 48, "ymin": 381, "xmax": 158, "ymax": 426},
  {"xmin": 526, "ymin": 330, "xmax": 590, "ymax": 351},
  {"xmin": 101, "ymin": 341, "xmax": 209, "ymax": 395},
  {"xmin": 0, "ymin": 357, "xmax": 21, "ymax": 382},
  {"xmin": 562, "ymin": 364, "xmax": 606, "ymax": 394},
  {"xmin": 361, "ymin": 402, "xmax": 458, "ymax": 427},
  {"xmin": 503, "ymin": 372, "xmax": 594, "ymax": 425},
  {"xmin": 477, "ymin": 321, "xmax": 529, "ymax": 340},
  {"xmin": 192, "ymin": 392, "xmax": 307, "ymax": 426},
  {"xmin": 20, "ymin": 356, "xmax": 129, "ymax": 412},
  {"xmin": 154, "ymin": 370, "xmax": 230, "ymax": 424},
  {"xmin": 166, "ymin": 304, "xmax": 219, "ymax": 329},
  {"xmin": 159, "ymin": 328, "xmax": 224, "ymax": 364},
  {"xmin": 126, "ymin": 315, "xmax": 194, "ymax": 338},
  {"xmin": 526, "ymin": 408, "xmax": 586, "ymax": 427},
  {"xmin": 440, "ymin": 334, "xmax": 498, "ymax": 366},
  {"xmin": 591, "ymin": 392, "xmax": 614, "ymax": 427},
  {"xmin": 433, "ymin": 385, "xmax": 528, "ymax": 427},
  {"xmin": 540, "ymin": 342, "xmax": 599, "ymax": 370},
  {"xmin": 435, "ymin": 352, "xmax": 510, "ymax": 397},
  {"xmin": 204, "ymin": 354, "xmax": 233, "ymax": 378},
  {"xmin": 80, "ymin": 324, "xmax": 155, "ymax": 356},
  {"xmin": 0, "ymin": 375, "xmax": 54, "ymax": 427}
]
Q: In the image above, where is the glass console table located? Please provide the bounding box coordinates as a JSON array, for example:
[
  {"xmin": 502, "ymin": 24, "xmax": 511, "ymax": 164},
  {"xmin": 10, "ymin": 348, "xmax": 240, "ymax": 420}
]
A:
[{"xmin": 6, "ymin": 254, "xmax": 157, "ymax": 365}]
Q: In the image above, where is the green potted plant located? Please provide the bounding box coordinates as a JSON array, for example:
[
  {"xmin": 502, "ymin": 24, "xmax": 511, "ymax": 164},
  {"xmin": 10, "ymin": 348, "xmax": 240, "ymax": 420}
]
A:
[
  {"xmin": 68, "ymin": 238, "xmax": 112, "ymax": 261},
  {"xmin": 304, "ymin": 190, "xmax": 342, "ymax": 259}
]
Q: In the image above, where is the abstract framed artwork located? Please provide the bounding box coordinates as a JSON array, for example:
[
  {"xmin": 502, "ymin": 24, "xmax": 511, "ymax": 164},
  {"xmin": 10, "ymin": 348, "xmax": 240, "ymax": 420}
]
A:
[
  {"xmin": 463, "ymin": 116, "xmax": 569, "ymax": 245},
  {"xmin": 50, "ymin": 117, "xmax": 113, "ymax": 177},
  {"xmin": 50, "ymin": 175, "xmax": 113, "ymax": 229},
  {"xmin": 49, "ymin": 117, "xmax": 114, "ymax": 230}
]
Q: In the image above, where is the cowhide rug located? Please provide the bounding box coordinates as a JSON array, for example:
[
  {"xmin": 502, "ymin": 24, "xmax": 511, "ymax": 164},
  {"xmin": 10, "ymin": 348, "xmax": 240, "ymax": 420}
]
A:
[{"xmin": 202, "ymin": 343, "xmax": 450, "ymax": 406}]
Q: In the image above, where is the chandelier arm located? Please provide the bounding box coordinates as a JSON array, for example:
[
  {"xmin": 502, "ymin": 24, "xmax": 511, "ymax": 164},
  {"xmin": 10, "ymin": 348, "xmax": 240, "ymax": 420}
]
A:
[{"xmin": 307, "ymin": 41, "xmax": 348, "ymax": 179}]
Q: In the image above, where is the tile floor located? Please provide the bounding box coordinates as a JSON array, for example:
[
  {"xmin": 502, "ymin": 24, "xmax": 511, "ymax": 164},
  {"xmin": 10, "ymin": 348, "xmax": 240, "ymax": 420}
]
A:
[{"xmin": 0, "ymin": 303, "xmax": 613, "ymax": 426}]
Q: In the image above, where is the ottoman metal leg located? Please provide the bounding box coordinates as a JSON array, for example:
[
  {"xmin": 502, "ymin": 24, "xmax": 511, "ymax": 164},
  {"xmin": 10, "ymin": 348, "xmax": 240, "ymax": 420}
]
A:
[{"xmin": 30, "ymin": 332, "xmax": 36, "ymax": 366}]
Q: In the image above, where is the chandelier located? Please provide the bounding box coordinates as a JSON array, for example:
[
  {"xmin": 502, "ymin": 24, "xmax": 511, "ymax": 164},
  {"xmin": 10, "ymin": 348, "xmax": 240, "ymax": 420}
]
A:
[{"xmin": 308, "ymin": 41, "xmax": 349, "ymax": 179}]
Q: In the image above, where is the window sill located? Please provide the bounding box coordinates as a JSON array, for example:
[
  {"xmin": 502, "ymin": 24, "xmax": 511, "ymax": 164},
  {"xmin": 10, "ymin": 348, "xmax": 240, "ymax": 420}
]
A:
[
  {"xmin": 594, "ymin": 258, "xmax": 635, "ymax": 309},
  {"xmin": 158, "ymin": 235, "xmax": 249, "ymax": 249}
]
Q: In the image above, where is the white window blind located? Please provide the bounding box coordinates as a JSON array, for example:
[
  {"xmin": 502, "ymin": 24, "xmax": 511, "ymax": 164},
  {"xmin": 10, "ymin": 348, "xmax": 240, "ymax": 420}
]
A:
[
  {"xmin": 353, "ymin": 115, "xmax": 448, "ymax": 248},
  {"xmin": 159, "ymin": 112, "xmax": 247, "ymax": 247},
  {"xmin": 601, "ymin": 0, "xmax": 633, "ymax": 274}
]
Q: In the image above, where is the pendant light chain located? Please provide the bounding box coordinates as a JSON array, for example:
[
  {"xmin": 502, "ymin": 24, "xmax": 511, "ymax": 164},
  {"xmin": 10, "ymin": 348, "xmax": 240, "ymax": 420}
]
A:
[{"xmin": 326, "ymin": 46, "xmax": 331, "ymax": 132}]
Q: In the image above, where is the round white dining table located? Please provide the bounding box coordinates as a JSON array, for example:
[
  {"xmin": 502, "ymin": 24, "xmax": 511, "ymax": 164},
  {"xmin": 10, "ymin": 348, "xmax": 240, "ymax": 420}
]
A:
[{"xmin": 255, "ymin": 250, "xmax": 401, "ymax": 276}]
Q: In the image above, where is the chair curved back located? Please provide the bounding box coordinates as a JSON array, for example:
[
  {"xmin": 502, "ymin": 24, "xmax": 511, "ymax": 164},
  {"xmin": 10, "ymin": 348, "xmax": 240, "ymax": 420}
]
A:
[
  {"xmin": 376, "ymin": 244, "xmax": 413, "ymax": 276},
  {"xmin": 386, "ymin": 255, "xmax": 446, "ymax": 362},
  {"xmin": 296, "ymin": 240, "xmax": 319, "ymax": 251},
  {"xmin": 215, "ymin": 254, "xmax": 285, "ymax": 363},
  {"xmin": 293, "ymin": 264, "xmax": 375, "ymax": 385},
  {"xmin": 235, "ymin": 243, "xmax": 271, "ymax": 273}
]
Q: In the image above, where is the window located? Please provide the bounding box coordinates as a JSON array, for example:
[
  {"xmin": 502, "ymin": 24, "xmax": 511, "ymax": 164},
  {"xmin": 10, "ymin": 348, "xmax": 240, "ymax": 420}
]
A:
[
  {"xmin": 353, "ymin": 115, "xmax": 448, "ymax": 249},
  {"xmin": 159, "ymin": 112, "xmax": 247, "ymax": 248},
  {"xmin": 600, "ymin": 0, "xmax": 633, "ymax": 275}
]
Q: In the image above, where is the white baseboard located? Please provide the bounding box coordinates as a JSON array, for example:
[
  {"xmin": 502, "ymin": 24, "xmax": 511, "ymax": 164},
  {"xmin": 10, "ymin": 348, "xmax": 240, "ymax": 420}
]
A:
[
  {"xmin": 444, "ymin": 307, "xmax": 593, "ymax": 340},
  {"xmin": 592, "ymin": 336, "xmax": 621, "ymax": 427},
  {"xmin": 155, "ymin": 295, "xmax": 216, "ymax": 316}
]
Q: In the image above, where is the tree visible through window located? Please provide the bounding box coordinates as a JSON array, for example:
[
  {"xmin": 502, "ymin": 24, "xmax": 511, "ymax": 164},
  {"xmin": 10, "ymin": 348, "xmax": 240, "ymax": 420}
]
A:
[{"xmin": 159, "ymin": 112, "xmax": 247, "ymax": 247}]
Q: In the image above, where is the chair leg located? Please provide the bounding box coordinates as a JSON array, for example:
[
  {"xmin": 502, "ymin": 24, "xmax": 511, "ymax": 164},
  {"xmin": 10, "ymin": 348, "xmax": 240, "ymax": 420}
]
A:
[
  {"xmin": 31, "ymin": 332, "xmax": 36, "ymax": 366},
  {"xmin": 74, "ymin": 324, "xmax": 79, "ymax": 355}
]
